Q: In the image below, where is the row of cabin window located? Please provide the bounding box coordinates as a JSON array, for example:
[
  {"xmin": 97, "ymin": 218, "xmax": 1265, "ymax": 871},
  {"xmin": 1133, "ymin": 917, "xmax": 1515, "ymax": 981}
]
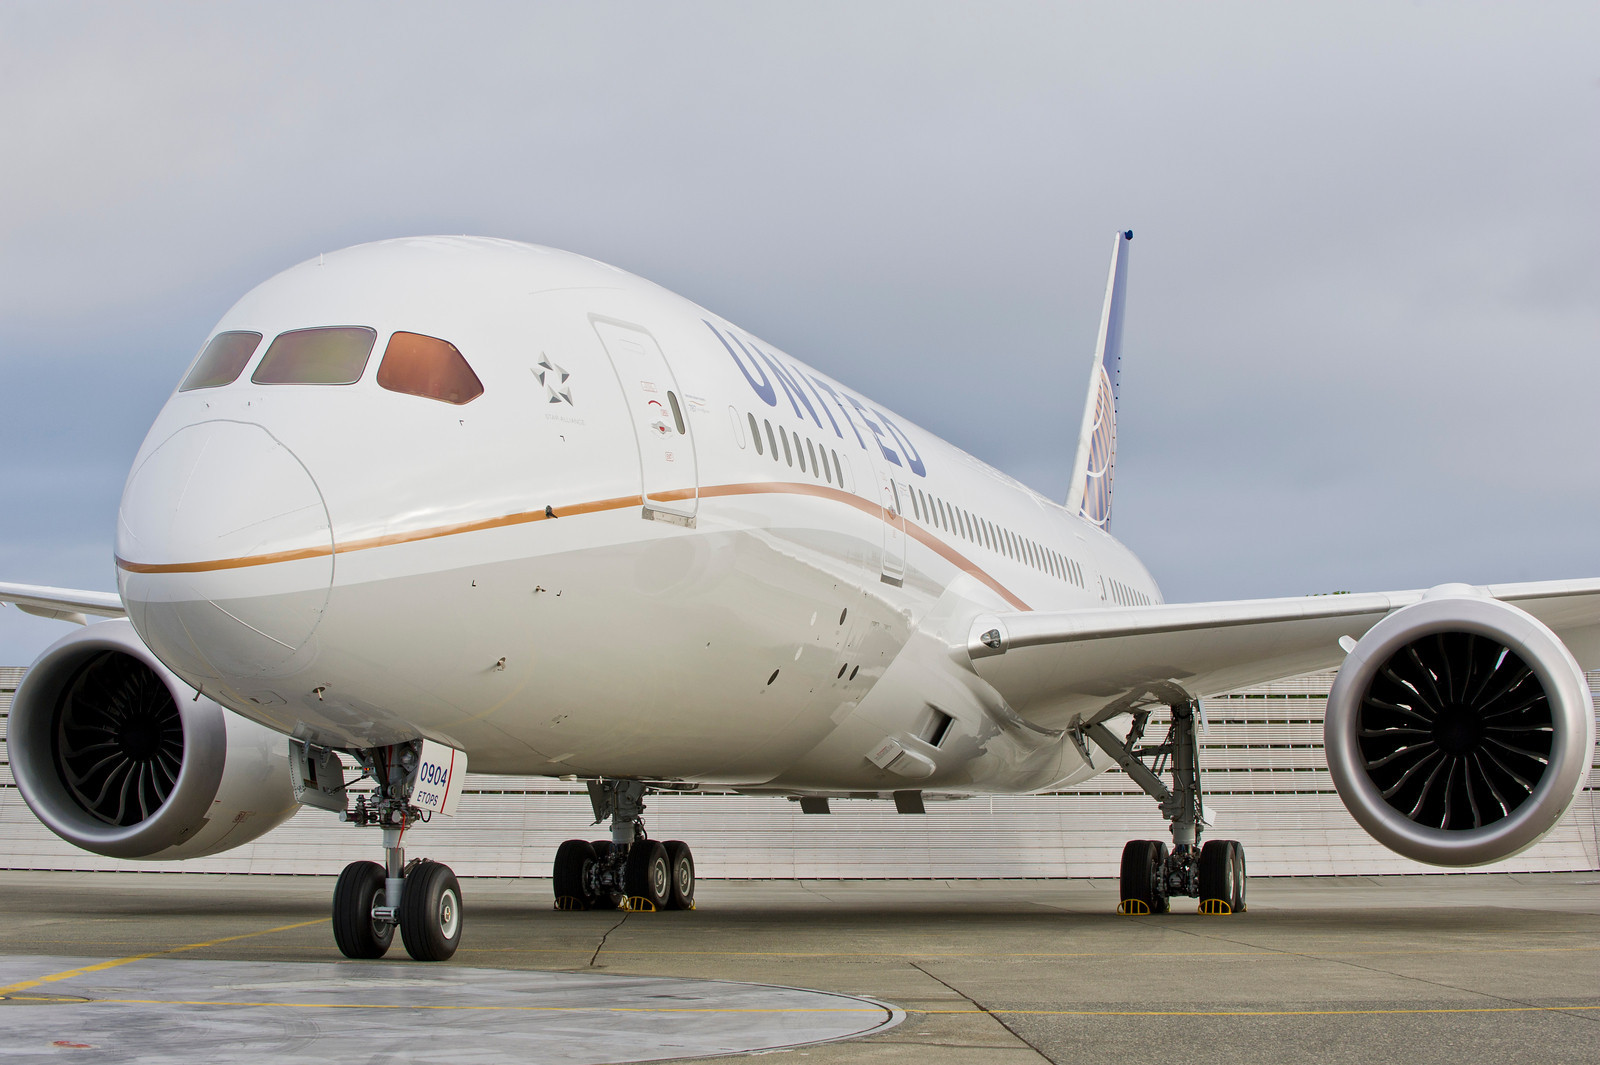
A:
[
  {"xmin": 746, "ymin": 412, "xmax": 849, "ymax": 489},
  {"xmin": 180, "ymin": 327, "xmax": 484, "ymax": 406},
  {"xmin": 904, "ymin": 483, "xmax": 1086, "ymax": 589},
  {"xmin": 1107, "ymin": 577, "xmax": 1152, "ymax": 607}
]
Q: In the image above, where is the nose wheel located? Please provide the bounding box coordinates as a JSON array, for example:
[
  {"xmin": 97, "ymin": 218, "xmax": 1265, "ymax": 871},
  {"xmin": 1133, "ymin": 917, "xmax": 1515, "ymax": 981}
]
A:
[
  {"xmin": 332, "ymin": 856, "xmax": 464, "ymax": 961},
  {"xmin": 332, "ymin": 860, "xmax": 393, "ymax": 958}
]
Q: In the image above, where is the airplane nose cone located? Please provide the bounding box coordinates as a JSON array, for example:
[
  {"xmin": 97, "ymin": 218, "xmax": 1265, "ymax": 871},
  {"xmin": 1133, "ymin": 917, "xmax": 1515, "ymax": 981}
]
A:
[{"xmin": 117, "ymin": 421, "xmax": 333, "ymax": 680}]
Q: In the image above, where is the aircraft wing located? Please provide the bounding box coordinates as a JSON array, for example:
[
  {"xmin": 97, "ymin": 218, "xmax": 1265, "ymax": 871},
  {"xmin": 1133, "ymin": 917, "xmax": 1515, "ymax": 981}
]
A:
[
  {"xmin": 964, "ymin": 578, "xmax": 1600, "ymax": 732},
  {"xmin": 0, "ymin": 582, "xmax": 127, "ymax": 626}
]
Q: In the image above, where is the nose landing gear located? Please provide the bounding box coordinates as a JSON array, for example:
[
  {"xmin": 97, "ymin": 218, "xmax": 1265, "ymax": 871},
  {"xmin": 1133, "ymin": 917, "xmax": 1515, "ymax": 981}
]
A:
[
  {"xmin": 552, "ymin": 779, "xmax": 696, "ymax": 912},
  {"xmin": 1086, "ymin": 701, "xmax": 1248, "ymax": 916},
  {"xmin": 325, "ymin": 742, "xmax": 464, "ymax": 960}
]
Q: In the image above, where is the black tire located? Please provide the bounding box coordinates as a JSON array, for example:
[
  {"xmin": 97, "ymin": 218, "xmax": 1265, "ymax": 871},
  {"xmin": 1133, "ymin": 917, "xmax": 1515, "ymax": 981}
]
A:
[
  {"xmin": 1151, "ymin": 841, "xmax": 1171, "ymax": 913},
  {"xmin": 590, "ymin": 841, "xmax": 623, "ymax": 910},
  {"xmin": 333, "ymin": 860, "xmax": 393, "ymax": 959},
  {"xmin": 1118, "ymin": 840, "xmax": 1166, "ymax": 915},
  {"xmin": 624, "ymin": 840, "xmax": 671, "ymax": 909},
  {"xmin": 1198, "ymin": 839, "xmax": 1238, "ymax": 913},
  {"xmin": 1230, "ymin": 841, "xmax": 1247, "ymax": 913},
  {"xmin": 553, "ymin": 839, "xmax": 596, "ymax": 908},
  {"xmin": 664, "ymin": 840, "xmax": 695, "ymax": 910},
  {"xmin": 399, "ymin": 860, "xmax": 463, "ymax": 961}
]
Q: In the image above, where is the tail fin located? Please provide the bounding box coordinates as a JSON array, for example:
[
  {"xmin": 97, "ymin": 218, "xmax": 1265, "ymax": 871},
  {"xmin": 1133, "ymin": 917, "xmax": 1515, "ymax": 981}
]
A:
[{"xmin": 1066, "ymin": 230, "xmax": 1132, "ymax": 529}]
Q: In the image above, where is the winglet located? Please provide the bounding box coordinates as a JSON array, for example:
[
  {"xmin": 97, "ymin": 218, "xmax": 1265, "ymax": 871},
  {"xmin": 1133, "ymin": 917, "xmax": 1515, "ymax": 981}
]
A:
[{"xmin": 1066, "ymin": 230, "xmax": 1132, "ymax": 529}]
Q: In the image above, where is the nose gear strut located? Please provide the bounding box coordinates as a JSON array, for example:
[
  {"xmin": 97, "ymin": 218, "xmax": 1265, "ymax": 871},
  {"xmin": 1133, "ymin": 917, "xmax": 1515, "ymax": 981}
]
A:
[{"xmin": 327, "ymin": 741, "xmax": 464, "ymax": 960}]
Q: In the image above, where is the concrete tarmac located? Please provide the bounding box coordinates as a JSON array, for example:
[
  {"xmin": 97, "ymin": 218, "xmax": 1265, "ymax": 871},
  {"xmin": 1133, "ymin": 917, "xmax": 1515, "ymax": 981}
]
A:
[{"xmin": 0, "ymin": 871, "xmax": 1596, "ymax": 1064}]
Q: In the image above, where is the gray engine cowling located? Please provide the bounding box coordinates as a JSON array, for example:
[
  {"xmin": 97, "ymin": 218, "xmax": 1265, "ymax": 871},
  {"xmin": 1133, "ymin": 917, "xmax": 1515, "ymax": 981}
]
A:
[
  {"xmin": 9, "ymin": 619, "xmax": 299, "ymax": 860},
  {"xmin": 1326, "ymin": 590, "xmax": 1595, "ymax": 866}
]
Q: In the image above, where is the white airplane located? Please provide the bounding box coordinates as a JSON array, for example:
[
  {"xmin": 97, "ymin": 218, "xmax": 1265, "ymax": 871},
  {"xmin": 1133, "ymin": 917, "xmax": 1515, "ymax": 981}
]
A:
[{"xmin": 3, "ymin": 233, "xmax": 1596, "ymax": 961}]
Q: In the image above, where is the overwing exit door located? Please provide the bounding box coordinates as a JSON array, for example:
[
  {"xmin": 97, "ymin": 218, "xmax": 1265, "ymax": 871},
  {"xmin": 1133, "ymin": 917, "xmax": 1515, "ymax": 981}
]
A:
[{"xmin": 592, "ymin": 319, "xmax": 698, "ymax": 523}]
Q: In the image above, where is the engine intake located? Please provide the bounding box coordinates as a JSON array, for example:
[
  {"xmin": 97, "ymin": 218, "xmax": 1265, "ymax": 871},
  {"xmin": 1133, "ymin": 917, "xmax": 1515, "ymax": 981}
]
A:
[
  {"xmin": 10, "ymin": 619, "xmax": 299, "ymax": 860},
  {"xmin": 1326, "ymin": 590, "xmax": 1595, "ymax": 866}
]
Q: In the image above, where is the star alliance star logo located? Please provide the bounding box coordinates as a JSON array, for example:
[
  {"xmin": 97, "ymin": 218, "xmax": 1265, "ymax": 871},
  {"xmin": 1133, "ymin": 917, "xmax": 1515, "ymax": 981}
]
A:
[{"xmin": 536, "ymin": 355, "xmax": 573, "ymax": 405}]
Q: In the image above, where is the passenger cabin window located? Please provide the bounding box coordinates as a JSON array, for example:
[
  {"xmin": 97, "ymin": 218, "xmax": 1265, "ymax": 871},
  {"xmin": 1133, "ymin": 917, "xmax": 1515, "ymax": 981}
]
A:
[
  {"xmin": 181, "ymin": 331, "xmax": 263, "ymax": 391},
  {"xmin": 667, "ymin": 391, "xmax": 686, "ymax": 433},
  {"xmin": 376, "ymin": 331, "xmax": 483, "ymax": 405},
  {"xmin": 253, "ymin": 326, "xmax": 377, "ymax": 385},
  {"xmin": 749, "ymin": 413, "xmax": 764, "ymax": 455}
]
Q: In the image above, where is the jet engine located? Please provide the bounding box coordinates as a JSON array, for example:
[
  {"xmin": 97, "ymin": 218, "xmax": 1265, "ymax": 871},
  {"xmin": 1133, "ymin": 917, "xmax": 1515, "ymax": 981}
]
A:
[
  {"xmin": 9, "ymin": 619, "xmax": 299, "ymax": 860},
  {"xmin": 1325, "ymin": 589, "xmax": 1595, "ymax": 866}
]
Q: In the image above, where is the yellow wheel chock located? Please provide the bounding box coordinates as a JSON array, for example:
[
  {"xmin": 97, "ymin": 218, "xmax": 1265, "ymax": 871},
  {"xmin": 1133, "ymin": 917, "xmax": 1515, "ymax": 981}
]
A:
[
  {"xmin": 1198, "ymin": 899, "xmax": 1233, "ymax": 915},
  {"xmin": 622, "ymin": 896, "xmax": 658, "ymax": 913},
  {"xmin": 1117, "ymin": 898, "xmax": 1151, "ymax": 915},
  {"xmin": 554, "ymin": 896, "xmax": 585, "ymax": 911}
]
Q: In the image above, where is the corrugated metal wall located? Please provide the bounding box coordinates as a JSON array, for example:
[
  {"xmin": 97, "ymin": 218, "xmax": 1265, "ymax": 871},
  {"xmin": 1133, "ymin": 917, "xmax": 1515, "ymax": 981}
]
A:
[{"xmin": 3, "ymin": 665, "xmax": 1596, "ymax": 877}]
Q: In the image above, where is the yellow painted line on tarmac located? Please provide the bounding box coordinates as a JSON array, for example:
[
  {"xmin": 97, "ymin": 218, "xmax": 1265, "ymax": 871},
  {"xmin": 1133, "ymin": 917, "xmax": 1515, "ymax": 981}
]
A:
[
  {"xmin": 84, "ymin": 999, "xmax": 887, "ymax": 1015},
  {"xmin": 917, "ymin": 1005, "xmax": 1600, "ymax": 1018},
  {"xmin": 33, "ymin": 998, "xmax": 1598, "ymax": 1020},
  {"xmin": 455, "ymin": 945, "xmax": 1600, "ymax": 960},
  {"xmin": 0, "ymin": 920, "xmax": 324, "ymax": 997}
]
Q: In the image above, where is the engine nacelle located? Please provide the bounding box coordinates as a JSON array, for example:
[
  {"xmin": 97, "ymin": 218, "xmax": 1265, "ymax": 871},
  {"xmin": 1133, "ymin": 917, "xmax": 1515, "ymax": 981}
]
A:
[
  {"xmin": 1326, "ymin": 589, "xmax": 1595, "ymax": 866},
  {"xmin": 9, "ymin": 619, "xmax": 299, "ymax": 860}
]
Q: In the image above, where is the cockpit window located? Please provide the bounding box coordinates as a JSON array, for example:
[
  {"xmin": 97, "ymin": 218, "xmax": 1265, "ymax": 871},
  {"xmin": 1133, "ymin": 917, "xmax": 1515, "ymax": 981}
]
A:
[
  {"xmin": 180, "ymin": 331, "xmax": 262, "ymax": 391},
  {"xmin": 252, "ymin": 327, "xmax": 377, "ymax": 385},
  {"xmin": 376, "ymin": 332, "xmax": 484, "ymax": 405}
]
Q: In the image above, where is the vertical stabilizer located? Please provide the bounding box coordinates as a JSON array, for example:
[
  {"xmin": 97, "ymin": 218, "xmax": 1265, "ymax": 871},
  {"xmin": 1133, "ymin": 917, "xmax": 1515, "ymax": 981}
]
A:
[{"xmin": 1066, "ymin": 230, "xmax": 1132, "ymax": 529}]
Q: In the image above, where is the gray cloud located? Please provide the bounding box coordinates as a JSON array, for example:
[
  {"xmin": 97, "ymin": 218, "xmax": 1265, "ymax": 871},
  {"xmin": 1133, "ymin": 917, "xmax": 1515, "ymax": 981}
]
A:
[{"xmin": 3, "ymin": 2, "xmax": 1598, "ymax": 663}]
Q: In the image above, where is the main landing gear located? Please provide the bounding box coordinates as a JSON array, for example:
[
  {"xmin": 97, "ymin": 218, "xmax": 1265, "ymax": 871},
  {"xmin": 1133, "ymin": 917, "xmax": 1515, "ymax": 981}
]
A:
[
  {"xmin": 552, "ymin": 779, "xmax": 696, "ymax": 912},
  {"xmin": 330, "ymin": 744, "xmax": 463, "ymax": 961},
  {"xmin": 1085, "ymin": 700, "xmax": 1247, "ymax": 916}
]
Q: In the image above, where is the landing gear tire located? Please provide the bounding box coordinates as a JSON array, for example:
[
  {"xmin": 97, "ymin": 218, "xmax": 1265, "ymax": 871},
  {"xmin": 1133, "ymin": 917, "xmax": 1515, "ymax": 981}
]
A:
[
  {"xmin": 664, "ymin": 840, "xmax": 695, "ymax": 910},
  {"xmin": 590, "ymin": 841, "xmax": 622, "ymax": 910},
  {"xmin": 1119, "ymin": 840, "xmax": 1169, "ymax": 915},
  {"xmin": 1199, "ymin": 839, "xmax": 1245, "ymax": 914},
  {"xmin": 332, "ymin": 860, "xmax": 393, "ymax": 959},
  {"xmin": 554, "ymin": 839, "xmax": 597, "ymax": 909},
  {"xmin": 624, "ymin": 840, "xmax": 671, "ymax": 910},
  {"xmin": 399, "ymin": 860, "xmax": 463, "ymax": 961}
]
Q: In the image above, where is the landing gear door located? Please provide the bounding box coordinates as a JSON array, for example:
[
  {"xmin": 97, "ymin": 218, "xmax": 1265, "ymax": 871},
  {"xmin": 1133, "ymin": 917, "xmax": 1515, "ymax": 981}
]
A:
[
  {"xmin": 592, "ymin": 319, "xmax": 698, "ymax": 524},
  {"xmin": 879, "ymin": 475, "xmax": 907, "ymax": 586}
]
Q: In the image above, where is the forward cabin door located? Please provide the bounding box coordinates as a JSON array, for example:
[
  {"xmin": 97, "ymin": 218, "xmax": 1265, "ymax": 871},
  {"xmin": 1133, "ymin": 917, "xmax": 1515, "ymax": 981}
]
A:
[{"xmin": 592, "ymin": 319, "xmax": 698, "ymax": 524}]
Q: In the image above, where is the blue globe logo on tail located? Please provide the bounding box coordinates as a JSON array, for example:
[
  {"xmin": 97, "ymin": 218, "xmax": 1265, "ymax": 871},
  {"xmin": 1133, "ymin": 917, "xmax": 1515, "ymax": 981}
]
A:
[{"xmin": 1080, "ymin": 365, "xmax": 1116, "ymax": 528}]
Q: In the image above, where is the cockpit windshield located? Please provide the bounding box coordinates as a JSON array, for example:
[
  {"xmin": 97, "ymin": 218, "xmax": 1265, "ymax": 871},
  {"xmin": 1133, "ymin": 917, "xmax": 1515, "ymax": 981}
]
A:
[
  {"xmin": 376, "ymin": 332, "xmax": 484, "ymax": 405},
  {"xmin": 179, "ymin": 331, "xmax": 262, "ymax": 391},
  {"xmin": 252, "ymin": 327, "xmax": 377, "ymax": 385}
]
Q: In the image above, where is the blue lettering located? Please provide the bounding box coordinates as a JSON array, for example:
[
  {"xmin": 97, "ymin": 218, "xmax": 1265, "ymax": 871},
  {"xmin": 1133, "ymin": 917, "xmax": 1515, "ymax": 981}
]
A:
[
  {"xmin": 845, "ymin": 394, "xmax": 901, "ymax": 467},
  {"xmin": 806, "ymin": 375, "xmax": 866, "ymax": 448},
  {"xmin": 754, "ymin": 346, "xmax": 824, "ymax": 430},
  {"xmin": 705, "ymin": 321, "xmax": 775, "ymax": 406},
  {"xmin": 877, "ymin": 411, "xmax": 926, "ymax": 477},
  {"xmin": 800, "ymin": 374, "xmax": 846, "ymax": 441}
]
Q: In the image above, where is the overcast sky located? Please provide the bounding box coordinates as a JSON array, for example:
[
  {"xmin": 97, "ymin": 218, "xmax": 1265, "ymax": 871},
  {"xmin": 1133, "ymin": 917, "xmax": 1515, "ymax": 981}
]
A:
[{"xmin": 2, "ymin": 2, "xmax": 1598, "ymax": 665}]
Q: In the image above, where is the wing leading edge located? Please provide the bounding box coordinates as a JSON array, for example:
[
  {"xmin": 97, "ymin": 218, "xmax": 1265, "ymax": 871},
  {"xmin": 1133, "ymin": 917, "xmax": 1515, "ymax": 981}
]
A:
[
  {"xmin": 964, "ymin": 578, "xmax": 1600, "ymax": 732},
  {"xmin": 0, "ymin": 582, "xmax": 126, "ymax": 627}
]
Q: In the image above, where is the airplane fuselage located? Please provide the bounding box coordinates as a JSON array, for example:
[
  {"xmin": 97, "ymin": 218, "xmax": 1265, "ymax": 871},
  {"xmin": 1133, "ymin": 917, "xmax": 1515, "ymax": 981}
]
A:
[{"xmin": 116, "ymin": 237, "xmax": 1160, "ymax": 794}]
